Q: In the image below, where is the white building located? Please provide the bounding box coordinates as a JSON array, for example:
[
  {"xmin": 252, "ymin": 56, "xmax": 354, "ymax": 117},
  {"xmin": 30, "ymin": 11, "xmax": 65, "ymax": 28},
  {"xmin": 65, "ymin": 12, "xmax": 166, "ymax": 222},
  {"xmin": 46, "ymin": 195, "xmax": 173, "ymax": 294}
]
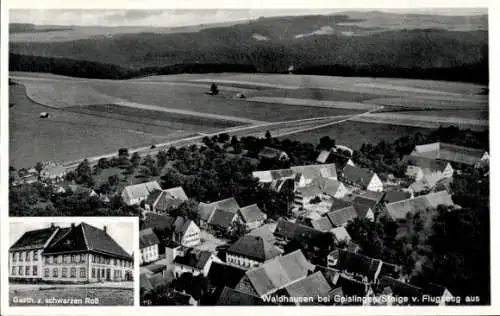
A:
[{"xmin": 140, "ymin": 228, "xmax": 160, "ymax": 265}]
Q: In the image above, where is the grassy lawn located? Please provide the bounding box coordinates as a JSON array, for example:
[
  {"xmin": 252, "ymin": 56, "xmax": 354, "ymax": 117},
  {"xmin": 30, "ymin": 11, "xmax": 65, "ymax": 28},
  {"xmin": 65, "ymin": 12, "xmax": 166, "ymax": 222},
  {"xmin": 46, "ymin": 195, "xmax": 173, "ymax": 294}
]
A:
[{"xmin": 9, "ymin": 287, "xmax": 134, "ymax": 306}]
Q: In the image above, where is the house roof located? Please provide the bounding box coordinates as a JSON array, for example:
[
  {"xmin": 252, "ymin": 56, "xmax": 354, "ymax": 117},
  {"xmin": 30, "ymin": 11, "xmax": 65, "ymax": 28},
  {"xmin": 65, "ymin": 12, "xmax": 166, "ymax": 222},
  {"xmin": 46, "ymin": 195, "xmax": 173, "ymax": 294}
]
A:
[
  {"xmin": 141, "ymin": 213, "xmax": 175, "ymax": 232},
  {"xmin": 352, "ymin": 196, "xmax": 377, "ymax": 218},
  {"xmin": 385, "ymin": 191, "xmax": 454, "ymax": 220},
  {"xmin": 139, "ymin": 228, "xmax": 160, "ymax": 248},
  {"xmin": 408, "ymin": 180, "xmax": 431, "ymax": 193},
  {"xmin": 122, "ymin": 181, "xmax": 162, "ymax": 201},
  {"xmin": 297, "ymin": 177, "xmax": 343, "ymax": 198},
  {"xmin": 383, "ymin": 190, "xmax": 412, "ymax": 204},
  {"xmin": 284, "ymin": 271, "xmax": 332, "ymax": 304},
  {"xmin": 316, "ymin": 150, "xmax": 331, "ymax": 164},
  {"xmin": 198, "ymin": 197, "xmax": 240, "ymax": 222},
  {"xmin": 412, "ymin": 142, "xmax": 487, "ymax": 166},
  {"xmin": 331, "ymin": 226, "xmax": 351, "ymax": 242},
  {"xmin": 336, "ymin": 274, "xmax": 369, "ymax": 297},
  {"xmin": 330, "ymin": 198, "xmax": 353, "ymax": 212},
  {"xmin": 243, "ymin": 250, "xmax": 315, "ymax": 297},
  {"xmin": 326, "ymin": 206, "xmax": 358, "ymax": 227},
  {"xmin": 239, "ymin": 204, "xmax": 267, "ymax": 223},
  {"xmin": 44, "ymin": 223, "xmax": 132, "ymax": 260},
  {"xmin": 173, "ymin": 248, "xmax": 213, "ymax": 270},
  {"xmin": 311, "ymin": 217, "xmax": 334, "ymax": 232},
  {"xmin": 209, "ymin": 209, "xmax": 237, "ymax": 229},
  {"xmin": 217, "ymin": 287, "xmax": 266, "ymax": 305},
  {"xmin": 147, "ymin": 187, "xmax": 188, "ymax": 211},
  {"xmin": 273, "ymin": 220, "xmax": 324, "ymax": 241},
  {"xmin": 404, "ymin": 155, "xmax": 449, "ymax": 173},
  {"xmin": 329, "ymin": 249, "xmax": 381, "ymax": 282},
  {"xmin": 174, "ymin": 218, "xmax": 196, "ymax": 235},
  {"xmin": 291, "ymin": 164, "xmax": 337, "ymax": 180},
  {"xmin": 145, "ymin": 189, "xmax": 163, "ymax": 206},
  {"xmin": 252, "ymin": 169, "xmax": 295, "ymax": 182},
  {"xmin": 258, "ymin": 147, "xmax": 285, "ymax": 159},
  {"xmin": 10, "ymin": 226, "xmax": 59, "ymax": 251},
  {"xmin": 247, "ymin": 224, "xmax": 276, "ymax": 244},
  {"xmin": 140, "ymin": 273, "xmax": 154, "ymax": 292},
  {"xmin": 227, "ymin": 235, "xmax": 281, "ymax": 262},
  {"xmin": 207, "ymin": 262, "xmax": 247, "ymax": 289},
  {"xmin": 342, "ymin": 165, "xmax": 376, "ymax": 187},
  {"xmin": 148, "ymin": 273, "xmax": 169, "ymax": 289}
]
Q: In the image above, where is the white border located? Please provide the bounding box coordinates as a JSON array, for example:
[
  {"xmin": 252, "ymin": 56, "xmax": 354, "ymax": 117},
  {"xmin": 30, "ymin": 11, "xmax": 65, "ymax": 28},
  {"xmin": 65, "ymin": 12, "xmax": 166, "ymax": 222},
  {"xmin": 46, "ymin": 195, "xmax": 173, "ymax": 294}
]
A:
[{"xmin": 1, "ymin": 0, "xmax": 498, "ymax": 315}]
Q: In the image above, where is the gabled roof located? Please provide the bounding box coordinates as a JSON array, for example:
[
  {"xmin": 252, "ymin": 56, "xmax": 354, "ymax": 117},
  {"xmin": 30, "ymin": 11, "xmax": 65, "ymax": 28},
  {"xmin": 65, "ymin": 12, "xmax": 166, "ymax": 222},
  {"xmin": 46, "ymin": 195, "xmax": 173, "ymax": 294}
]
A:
[
  {"xmin": 273, "ymin": 220, "xmax": 324, "ymax": 241},
  {"xmin": 284, "ymin": 271, "xmax": 332, "ymax": 304},
  {"xmin": 404, "ymin": 155, "xmax": 450, "ymax": 173},
  {"xmin": 243, "ymin": 250, "xmax": 315, "ymax": 297},
  {"xmin": 174, "ymin": 218, "xmax": 196, "ymax": 235},
  {"xmin": 217, "ymin": 287, "xmax": 266, "ymax": 305},
  {"xmin": 122, "ymin": 181, "xmax": 162, "ymax": 200},
  {"xmin": 228, "ymin": 235, "xmax": 281, "ymax": 262},
  {"xmin": 331, "ymin": 227, "xmax": 351, "ymax": 242},
  {"xmin": 44, "ymin": 223, "xmax": 132, "ymax": 260},
  {"xmin": 385, "ymin": 191, "xmax": 454, "ymax": 220},
  {"xmin": 209, "ymin": 209, "xmax": 237, "ymax": 229},
  {"xmin": 145, "ymin": 189, "xmax": 163, "ymax": 206},
  {"xmin": 412, "ymin": 142, "xmax": 487, "ymax": 166},
  {"xmin": 173, "ymin": 248, "xmax": 213, "ymax": 270},
  {"xmin": 291, "ymin": 164, "xmax": 337, "ymax": 180},
  {"xmin": 239, "ymin": 204, "xmax": 267, "ymax": 223},
  {"xmin": 342, "ymin": 165, "xmax": 376, "ymax": 187},
  {"xmin": 258, "ymin": 147, "xmax": 286, "ymax": 159},
  {"xmin": 352, "ymin": 196, "xmax": 377, "ymax": 218},
  {"xmin": 141, "ymin": 213, "xmax": 175, "ymax": 232},
  {"xmin": 147, "ymin": 187, "xmax": 188, "ymax": 211},
  {"xmin": 247, "ymin": 224, "xmax": 276, "ymax": 244},
  {"xmin": 297, "ymin": 177, "xmax": 343, "ymax": 198},
  {"xmin": 139, "ymin": 228, "xmax": 160, "ymax": 248},
  {"xmin": 10, "ymin": 226, "xmax": 59, "ymax": 251},
  {"xmin": 198, "ymin": 197, "xmax": 240, "ymax": 222},
  {"xmin": 326, "ymin": 206, "xmax": 358, "ymax": 227},
  {"xmin": 207, "ymin": 262, "xmax": 247, "ymax": 289},
  {"xmin": 383, "ymin": 190, "xmax": 412, "ymax": 204},
  {"xmin": 330, "ymin": 198, "xmax": 353, "ymax": 212},
  {"xmin": 311, "ymin": 217, "xmax": 334, "ymax": 232}
]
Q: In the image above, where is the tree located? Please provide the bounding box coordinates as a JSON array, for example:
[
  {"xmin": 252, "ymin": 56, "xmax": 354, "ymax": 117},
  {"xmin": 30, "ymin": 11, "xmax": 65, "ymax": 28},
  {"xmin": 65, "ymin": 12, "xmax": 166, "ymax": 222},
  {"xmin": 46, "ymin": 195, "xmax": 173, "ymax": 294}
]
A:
[
  {"xmin": 130, "ymin": 152, "xmax": 141, "ymax": 167},
  {"xmin": 118, "ymin": 148, "xmax": 129, "ymax": 157},
  {"xmin": 108, "ymin": 174, "xmax": 120, "ymax": 188},
  {"xmin": 218, "ymin": 133, "xmax": 230, "ymax": 143},
  {"xmin": 317, "ymin": 136, "xmax": 336, "ymax": 151},
  {"xmin": 265, "ymin": 130, "xmax": 272, "ymax": 140},
  {"xmin": 210, "ymin": 83, "xmax": 219, "ymax": 95},
  {"xmin": 75, "ymin": 159, "xmax": 94, "ymax": 187},
  {"xmin": 34, "ymin": 162, "xmax": 44, "ymax": 174},
  {"xmin": 97, "ymin": 158, "xmax": 110, "ymax": 169}
]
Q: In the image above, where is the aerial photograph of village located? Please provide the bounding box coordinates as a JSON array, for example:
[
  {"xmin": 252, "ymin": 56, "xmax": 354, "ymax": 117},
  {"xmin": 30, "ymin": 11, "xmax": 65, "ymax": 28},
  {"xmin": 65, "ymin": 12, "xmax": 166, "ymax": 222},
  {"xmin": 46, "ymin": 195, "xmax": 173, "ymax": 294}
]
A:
[{"xmin": 7, "ymin": 8, "xmax": 489, "ymax": 307}]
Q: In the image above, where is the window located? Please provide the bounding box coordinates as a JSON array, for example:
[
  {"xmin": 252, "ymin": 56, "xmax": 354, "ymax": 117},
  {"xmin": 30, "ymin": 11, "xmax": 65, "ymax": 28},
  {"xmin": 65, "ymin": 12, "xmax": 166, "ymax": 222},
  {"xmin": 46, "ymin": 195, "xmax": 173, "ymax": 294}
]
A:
[
  {"xmin": 49, "ymin": 256, "xmax": 53, "ymax": 264},
  {"xmin": 33, "ymin": 266, "xmax": 38, "ymax": 276},
  {"xmin": 44, "ymin": 257, "xmax": 48, "ymax": 264},
  {"xmin": 19, "ymin": 266, "xmax": 23, "ymax": 276},
  {"xmin": 44, "ymin": 268, "xmax": 49, "ymax": 277},
  {"xmin": 111, "ymin": 258, "xmax": 114, "ymax": 265},
  {"xmin": 34, "ymin": 250, "xmax": 39, "ymax": 261},
  {"xmin": 28, "ymin": 250, "xmax": 33, "ymax": 261},
  {"xmin": 25, "ymin": 266, "xmax": 30, "ymax": 276},
  {"xmin": 71, "ymin": 268, "xmax": 76, "ymax": 278},
  {"xmin": 101, "ymin": 269, "xmax": 105, "ymax": 278},
  {"xmin": 62, "ymin": 267, "xmax": 67, "ymax": 278},
  {"xmin": 57, "ymin": 255, "xmax": 62, "ymax": 264},
  {"xmin": 64, "ymin": 255, "xmax": 70, "ymax": 263},
  {"xmin": 13, "ymin": 252, "xmax": 17, "ymax": 262},
  {"xmin": 92, "ymin": 268, "xmax": 96, "ymax": 278},
  {"xmin": 12, "ymin": 266, "xmax": 16, "ymax": 275},
  {"xmin": 80, "ymin": 268, "xmax": 86, "ymax": 278},
  {"xmin": 76, "ymin": 254, "xmax": 80, "ymax": 262},
  {"xmin": 20, "ymin": 252, "xmax": 24, "ymax": 262},
  {"xmin": 53, "ymin": 268, "xmax": 58, "ymax": 277},
  {"xmin": 71, "ymin": 255, "xmax": 75, "ymax": 263}
]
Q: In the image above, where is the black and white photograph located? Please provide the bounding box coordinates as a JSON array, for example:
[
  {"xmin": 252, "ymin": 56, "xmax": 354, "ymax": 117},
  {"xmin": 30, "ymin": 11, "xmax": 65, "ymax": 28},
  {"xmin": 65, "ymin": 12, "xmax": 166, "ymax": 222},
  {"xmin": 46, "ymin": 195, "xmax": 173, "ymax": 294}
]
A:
[
  {"xmin": 4, "ymin": 3, "xmax": 493, "ymax": 312},
  {"xmin": 8, "ymin": 218, "xmax": 136, "ymax": 306}
]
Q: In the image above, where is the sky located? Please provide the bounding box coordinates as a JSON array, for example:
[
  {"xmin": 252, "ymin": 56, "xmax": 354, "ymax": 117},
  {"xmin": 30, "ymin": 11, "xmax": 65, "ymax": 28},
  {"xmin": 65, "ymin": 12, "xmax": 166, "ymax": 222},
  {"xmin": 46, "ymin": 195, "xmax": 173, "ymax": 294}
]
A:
[
  {"xmin": 9, "ymin": 219, "xmax": 136, "ymax": 255},
  {"xmin": 9, "ymin": 8, "xmax": 488, "ymax": 27}
]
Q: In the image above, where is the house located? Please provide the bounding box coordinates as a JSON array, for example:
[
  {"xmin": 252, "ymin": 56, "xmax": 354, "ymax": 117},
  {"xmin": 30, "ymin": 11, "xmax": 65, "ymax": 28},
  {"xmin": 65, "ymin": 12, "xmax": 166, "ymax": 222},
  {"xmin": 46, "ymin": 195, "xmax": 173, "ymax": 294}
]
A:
[
  {"xmin": 327, "ymin": 249, "xmax": 384, "ymax": 283},
  {"xmin": 10, "ymin": 222, "xmax": 134, "ymax": 283},
  {"xmin": 279, "ymin": 271, "xmax": 333, "ymax": 305},
  {"xmin": 145, "ymin": 186, "xmax": 188, "ymax": 213},
  {"xmin": 316, "ymin": 148, "xmax": 355, "ymax": 170},
  {"xmin": 273, "ymin": 220, "xmax": 325, "ymax": 246},
  {"xmin": 64, "ymin": 184, "xmax": 98, "ymax": 197},
  {"xmin": 217, "ymin": 287, "xmax": 267, "ymax": 305},
  {"xmin": 352, "ymin": 196, "xmax": 377, "ymax": 221},
  {"xmin": 226, "ymin": 235, "xmax": 281, "ymax": 269},
  {"xmin": 208, "ymin": 208, "xmax": 239, "ymax": 234},
  {"xmin": 172, "ymin": 218, "xmax": 201, "ymax": 247},
  {"xmin": 341, "ymin": 165, "xmax": 383, "ymax": 192},
  {"xmin": 172, "ymin": 247, "xmax": 221, "ymax": 278},
  {"xmin": 290, "ymin": 164, "xmax": 337, "ymax": 187},
  {"xmin": 234, "ymin": 250, "xmax": 315, "ymax": 298},
  {"xmin": 330, "ymin": 226, "xmax": 352, "ymax": 243},
  {"xmin": 141, "ymin": 213, "xmax": 175, "ymax": 233},
  {"xmin": 294, "ymin": 178, "xmax": 348, "ymax": 210},
  {"xmin": 404, "ymin": 155, "xmax": 454, "ymax": 187},
  {"xmin": 121, "ymin": 181, "xmax": 162, "ymax": 206},
  {"xmin": 384, "ymin": 191, "xmax": 454, "ymax": 221},
  {"xmin": 382, "ymin": 190, "xmax": 412, "ymax": 204},
  {"xmin": 238, "ymin": 204, "xmax": 267, "ymax": 231},
  {"xmin": 258, "ymin": 147, "xmax": 289, "ymax": 161},
  {"xmin": 326, "ymin": 206, "xmax": 358, "ymax": 227},
  {"xmin": 198, "ymin": 197, "xmax": 240, "ymax": 229},
  {"xmin": 207, "ymin": 262, "xmax": 247, "ymax": 293},
  {"xmin": 409, "ymin": 142, "xmax": 489, "ymax": 168},
  {"xmin": 247, "ymin": 224, "xmax": 277, "ymax": 245},
  {"xmin": 139, "ymin": 228, "xmax": 160, "ymax": 265},
  {"xmin": 252, "ymin": 169, "xmax": 296, "ymax": 192}
]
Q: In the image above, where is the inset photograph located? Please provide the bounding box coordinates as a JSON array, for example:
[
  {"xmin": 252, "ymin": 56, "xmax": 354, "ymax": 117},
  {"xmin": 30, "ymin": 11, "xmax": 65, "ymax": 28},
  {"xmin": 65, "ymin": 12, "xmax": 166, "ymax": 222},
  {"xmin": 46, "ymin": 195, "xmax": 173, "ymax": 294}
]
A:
[{"xmin": 8, "ymin": 217, "xmax": 137, "ymax": 306}]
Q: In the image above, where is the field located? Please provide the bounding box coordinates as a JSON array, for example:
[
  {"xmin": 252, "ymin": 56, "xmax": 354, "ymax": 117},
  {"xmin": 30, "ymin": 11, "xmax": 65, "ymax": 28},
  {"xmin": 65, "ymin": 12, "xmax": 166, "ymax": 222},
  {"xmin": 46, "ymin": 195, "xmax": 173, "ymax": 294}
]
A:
[
  {"xmin": 9, "ymin": 287, "xmax": 134, "ymax": 306},
  {"xmin": 9, "ymin": 72, "xmax": 488, "ymax": 169}
]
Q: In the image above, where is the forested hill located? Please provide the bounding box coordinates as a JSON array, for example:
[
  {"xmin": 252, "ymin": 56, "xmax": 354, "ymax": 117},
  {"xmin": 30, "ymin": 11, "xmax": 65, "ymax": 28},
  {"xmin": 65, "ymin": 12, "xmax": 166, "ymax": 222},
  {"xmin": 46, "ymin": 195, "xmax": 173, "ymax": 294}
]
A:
[{"xmin": 10, "ymin": 13, "xmax": 488, "ymax": 83}]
